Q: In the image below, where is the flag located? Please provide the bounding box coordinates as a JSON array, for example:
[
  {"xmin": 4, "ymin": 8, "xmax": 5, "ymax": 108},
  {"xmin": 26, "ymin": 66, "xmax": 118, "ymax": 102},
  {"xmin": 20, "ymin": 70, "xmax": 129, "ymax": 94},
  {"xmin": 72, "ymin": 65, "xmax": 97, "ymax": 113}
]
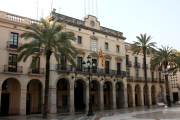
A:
[{"xmin": 100, "ymin": 48, "xmax": 104, "ymax": 67}]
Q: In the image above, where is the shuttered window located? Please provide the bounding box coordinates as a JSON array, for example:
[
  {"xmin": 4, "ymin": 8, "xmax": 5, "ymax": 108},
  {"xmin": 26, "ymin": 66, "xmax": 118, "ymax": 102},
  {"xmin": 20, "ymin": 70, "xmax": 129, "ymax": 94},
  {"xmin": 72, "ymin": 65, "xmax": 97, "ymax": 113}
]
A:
[{"xmin": 91, "ymin": 40, "xmax": 97, "ymax": 51}]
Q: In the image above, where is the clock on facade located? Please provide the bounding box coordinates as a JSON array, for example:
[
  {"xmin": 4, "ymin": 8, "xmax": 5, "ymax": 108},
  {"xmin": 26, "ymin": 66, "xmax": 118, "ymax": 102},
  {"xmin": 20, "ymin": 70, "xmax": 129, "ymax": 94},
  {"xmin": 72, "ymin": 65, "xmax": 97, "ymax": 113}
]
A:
[{"xmin": 90, "ymin": 21, "xmax": 95, "ymax": 27}]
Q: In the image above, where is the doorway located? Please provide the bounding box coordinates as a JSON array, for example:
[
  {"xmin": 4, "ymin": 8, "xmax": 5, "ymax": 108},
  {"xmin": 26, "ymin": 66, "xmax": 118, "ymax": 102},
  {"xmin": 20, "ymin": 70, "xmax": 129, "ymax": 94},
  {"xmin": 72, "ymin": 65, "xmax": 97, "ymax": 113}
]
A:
[
  {"xmin": 135, "ymin": 94, "xmax": 138, "ymax": 106},
  {"xmin": 1, "ymin": 94, "xmax": 9, "ymax": 115},
  {"xmin": 26, "ymin": 94, "xmax": 30, "ymax": 114}
]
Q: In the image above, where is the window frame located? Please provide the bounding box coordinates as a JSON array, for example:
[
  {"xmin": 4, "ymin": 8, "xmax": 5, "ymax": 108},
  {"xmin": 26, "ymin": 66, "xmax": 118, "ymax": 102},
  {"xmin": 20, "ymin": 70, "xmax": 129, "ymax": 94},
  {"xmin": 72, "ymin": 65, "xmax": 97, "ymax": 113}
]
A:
[
  {"xmin": 116, "ymin": 45, "xmax": 120, "ymax": 53},
  {"xmin": 105, "ymin": 42, "xmax": 109, "ymax": 50},
  {"xmin": 77, "ymin": 36, "xmax": 82, "ymax": 45}
]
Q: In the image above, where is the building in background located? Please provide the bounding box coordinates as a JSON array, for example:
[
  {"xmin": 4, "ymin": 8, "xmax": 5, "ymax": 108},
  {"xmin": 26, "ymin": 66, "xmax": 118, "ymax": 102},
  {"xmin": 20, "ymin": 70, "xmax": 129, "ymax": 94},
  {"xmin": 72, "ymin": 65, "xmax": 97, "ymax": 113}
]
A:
[{"xmin": 0, "ymin": 10, "xmax": 166, "ymax": 115}]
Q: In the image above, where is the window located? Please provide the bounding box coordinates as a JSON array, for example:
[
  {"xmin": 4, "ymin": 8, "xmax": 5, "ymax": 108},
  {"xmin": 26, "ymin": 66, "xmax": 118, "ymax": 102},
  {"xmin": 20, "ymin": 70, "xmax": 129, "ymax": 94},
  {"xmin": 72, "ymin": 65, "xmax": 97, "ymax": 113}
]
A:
[
  {"xmin": 32, "ymin": 57, "xmax": 40, "ymax": 73},
  {"xmin": 91, "ymin": 40, "xmax": 97, "ymax": 51},
  {"xmin": 77, "ymin": 57, "xmax": 82, "ymax": 71},
  {"xmin": 159, "ymin": 73, "xmax": 161, "ymax": 81},
  {"xmin": 105, "ymin": 61, "xmax": 109, "ymax": 74},
  {"xmin": 126, "ymin": 55, "xmax": 129, "ymax": 65},
  {"xmin": 135, "ymin": 57, "xmax": 138, "ymax": 66},
  {"xmin": 8, "ymin": 54, "xmax": 17, "ymax": 72},
  {"xmin": 105, "ymin": 42, "xmax": 108, "ymax": 50},
  {"xmin": 126, "ymin": 69, "xmax": 130, "ymax": 79},
  {"xmin": 10, "ymin": 32, "xmax": 18, "ymax": 49},
  {"xmin": 117, "ymin": 63, "xmax": 121, "ymax": 75},
  {"xmin": 152, "ymin": 72, "xmax": 154, "ymax": 81},
  {"xmin": 116, "ymin": 45, "xmax": 120, "ymax": 52},
  {"xmin": 33, "ymin": 38, "xmax": 39, "ymax": 52},
  {"xmin": 136, "ymin": 70, "xmax": 139, "ymax": 80},
  {"xmin": 78, "ymin": 36, "xmax": 82, "ymax": 44}
]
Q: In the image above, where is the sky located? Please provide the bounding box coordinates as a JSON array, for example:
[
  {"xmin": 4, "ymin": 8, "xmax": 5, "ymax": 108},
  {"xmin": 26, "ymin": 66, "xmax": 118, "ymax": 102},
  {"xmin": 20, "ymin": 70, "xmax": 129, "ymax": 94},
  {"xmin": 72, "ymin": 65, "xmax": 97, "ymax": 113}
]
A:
[{"xmin": 1, "ymin": 0, "xmax": 180, "ymax": 49}]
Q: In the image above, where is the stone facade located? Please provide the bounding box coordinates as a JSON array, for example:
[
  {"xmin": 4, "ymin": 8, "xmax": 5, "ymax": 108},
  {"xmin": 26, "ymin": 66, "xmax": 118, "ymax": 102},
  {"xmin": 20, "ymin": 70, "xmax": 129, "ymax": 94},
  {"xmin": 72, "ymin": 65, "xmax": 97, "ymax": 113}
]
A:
[{"xmin": 0, "ymin": 11, "xmax": 166, "ymax": 115}]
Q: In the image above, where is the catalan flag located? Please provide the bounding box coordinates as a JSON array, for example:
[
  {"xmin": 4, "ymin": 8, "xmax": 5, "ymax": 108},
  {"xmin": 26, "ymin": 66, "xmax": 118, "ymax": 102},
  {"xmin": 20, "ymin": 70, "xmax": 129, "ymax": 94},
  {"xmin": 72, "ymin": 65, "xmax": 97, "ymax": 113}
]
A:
[{"xmin": 100, "ymin": 48, "xmax": 104, "ymax": 67}]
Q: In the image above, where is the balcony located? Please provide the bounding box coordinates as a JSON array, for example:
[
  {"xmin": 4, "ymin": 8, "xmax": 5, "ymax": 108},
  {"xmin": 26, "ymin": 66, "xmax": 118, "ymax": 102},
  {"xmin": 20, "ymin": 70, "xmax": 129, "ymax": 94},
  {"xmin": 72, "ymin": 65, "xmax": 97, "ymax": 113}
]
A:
[
  {"xmin": 28, "ymin": 67, "xmax": 44, "ymax": 74},
  {"xmin": 57, "ymin": 64, "xmax": 73, "ymax": 72},
  {"xmin": 134, "ymin": 77, "xmax": 142, "ymax": 82},
  {"xmin": 75, "ymin": 67, "xmax": 126, "ymax": 77},
  {"xmin": 152, "ymin": 78, "xmax": 158, "ymax": 82},
  {"xmin": 7, "ymin": 41, "xmax": 22, "ymax": 50},
  {"xmin": 127, "ymin": 76, "xmax": 134, "ymax": 82},
  {"xmin": 143, "ymin": 77, "xmax": 151, "ymax": 82},
  {"xmin": 4, "ymin": 65, "xmax": 22, "ymax": 73},
  {"xmin": 159, "ymin": 79, "xmax": 165, "ymax": 83},
  {"xmin": 126, "ymin": 61, "xmax": 132, "ymax": 67},
  {"xmin": 134, "ymin": 62, "xmax": 140, "ymax": 68},
  {"xmin": 142, "ymin": 64, "xmax": 148, "ymax": 69}
]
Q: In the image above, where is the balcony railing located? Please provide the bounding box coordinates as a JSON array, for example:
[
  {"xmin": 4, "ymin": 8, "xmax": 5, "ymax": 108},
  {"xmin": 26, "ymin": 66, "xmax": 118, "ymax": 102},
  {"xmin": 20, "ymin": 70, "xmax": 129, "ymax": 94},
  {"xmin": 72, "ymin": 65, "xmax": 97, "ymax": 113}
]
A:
[
  {"xmin": 126, "ymin": 61, "xmax": 132, "ymax": 67},
  {"xmin": 57, "ymin": 64, "xmax": 73, "ymax": 71},
  {"xmin": 142, "ymin": 77, "xmax": 151, "ymax": 82},
  {"xmin": 159, "ymin": 79, "xmax": 165, "ymax": 83},
  {"xmin": 74, "ymin": 67, "xmax": 126, "ymax": 77},
  {"xmin": 134, "ymin": 77, "xmax": 142, "ymax": 82},
  {"xmin": 7, "ymin": 41, "xmax": 22, "ymax": 49},
  {"xmin": 4, "ymin": 65, "xmax": 23, "ymax": 73},
  {"xmin": 142, "ymin": 64, "xmax": 148, "ymax": 69},
  {"xmin": 134, "ymin": 62, "xmax": 140, "ymax": 68},
  {"xmin": 127, "ymin": 76, "xmax": 134, "ymax": 82},
  {"xmin": 28, "ymin": 67, "xmax": 44, "ymax": 74},
  {"xmin": 152, "ymin": 78, "xmax": 158, "ymax": 82}
]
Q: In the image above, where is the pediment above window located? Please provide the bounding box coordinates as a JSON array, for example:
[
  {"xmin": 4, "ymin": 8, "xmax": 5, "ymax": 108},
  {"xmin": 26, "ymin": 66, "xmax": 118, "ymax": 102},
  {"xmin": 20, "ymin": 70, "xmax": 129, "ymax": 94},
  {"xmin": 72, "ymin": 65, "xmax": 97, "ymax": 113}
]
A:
[
  {"xmin": 104, "ymin": 55, "xmax": 112, "ymax": 59},
  {"xmin": 90, "ymin": 36, "xmax": 98, "ymax": 40},
  {"xmin": 115, "ymin": 57, "xmax": 123, "ymax": 61},
  {"xmin": 77, "ymin": 50, "xmax": 85, "ymax": 55},
  {"xmin": 90, "ymin": 52, "xmax": 99, "ymax": 57}
]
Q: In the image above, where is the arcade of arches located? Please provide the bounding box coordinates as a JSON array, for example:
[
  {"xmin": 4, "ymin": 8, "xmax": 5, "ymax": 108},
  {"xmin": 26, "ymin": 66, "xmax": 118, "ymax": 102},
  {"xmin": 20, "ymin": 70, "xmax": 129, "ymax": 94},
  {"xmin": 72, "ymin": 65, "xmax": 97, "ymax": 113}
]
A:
[{"xmin": 0, "ymin": 77, "xmax": 166, "ymax": 115}]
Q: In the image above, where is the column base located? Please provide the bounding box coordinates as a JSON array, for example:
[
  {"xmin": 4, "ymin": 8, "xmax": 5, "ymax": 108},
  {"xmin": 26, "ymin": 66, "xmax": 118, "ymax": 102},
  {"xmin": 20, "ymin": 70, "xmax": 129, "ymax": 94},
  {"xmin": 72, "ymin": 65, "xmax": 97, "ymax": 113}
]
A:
[{"xmin": 19, "ymin": 109, "xmax": 26, "ymax": 115}]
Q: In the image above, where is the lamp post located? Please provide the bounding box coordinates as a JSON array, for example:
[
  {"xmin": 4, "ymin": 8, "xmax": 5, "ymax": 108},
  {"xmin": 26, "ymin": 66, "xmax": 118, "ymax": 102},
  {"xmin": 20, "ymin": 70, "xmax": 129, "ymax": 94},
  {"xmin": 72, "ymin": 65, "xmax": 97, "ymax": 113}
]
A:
[
  {"xmin": 82, "ymin": 55, "xmax": 95, "ymax": 116},
  {"xmin": 162, "ymin": 68, "xmax": 172, "ymax": 107}
]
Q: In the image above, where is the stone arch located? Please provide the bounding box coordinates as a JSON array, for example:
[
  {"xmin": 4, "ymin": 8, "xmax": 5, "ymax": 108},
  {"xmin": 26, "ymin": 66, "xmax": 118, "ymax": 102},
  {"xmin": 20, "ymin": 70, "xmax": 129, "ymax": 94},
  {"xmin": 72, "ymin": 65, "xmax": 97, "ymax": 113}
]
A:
[
  {"xmin": 1, "ymin": 77, "xmax": 21, "ymax": 88},
  {"xmin": 91, "ymin": 79, "xmax": 101, "ymax": 110},
  {"xmin": 56, "ymin": 78, "xmax": 70, "ymax": 113},
  {"xmin": 74, "ymin": 78, "xmax": 87, "ymax": 111},
  {"xmin": 54, "ymin": 75, "xmax": 73, "ymax": 89},
  {"xmin": 116, "ymin": 81, "xmax": 124, "ymax": 108},
  {"xmin": 26, "ymin": 79, "xmax": 43, "ymax": 114},
  {"xmin": 1, "ymin": 78, "xmax": 21, "ymax": 115},
  {"xmin": 103, "ymin": 81, "xmax": 113, "ymax": 109},
  {"xmin": 135, "ymin": 84, "xmax": 141, "ymax": 106},
  {"xmin": 127, "ymin": 84, "xmax": 133, "ymax": 107},
  {"xmin": 151, "ymin": 85, "xmax": 156, "ymax": 105},
  {"xmin": 101, "ymin": 79, "xmax": 113, "ymax": 89}
]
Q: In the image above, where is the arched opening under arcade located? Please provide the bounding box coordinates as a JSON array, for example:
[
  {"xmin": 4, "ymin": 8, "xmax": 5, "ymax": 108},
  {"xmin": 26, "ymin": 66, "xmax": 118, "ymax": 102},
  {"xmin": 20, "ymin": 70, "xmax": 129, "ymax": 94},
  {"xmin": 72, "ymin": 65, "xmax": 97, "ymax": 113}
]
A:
[
  {"xmin": 1, "ymin": 78, "xmax": 21, "ymax": 115},
  {"xmin": 56, "ymin": 78, "xmax": 70, "ymax": 113},
  {"xmin": 103, "ymin": 81, "xmax": 113, "ymax": 109},
  {"xmin": 74, "ymin": 79, "xmax": 86, "ymax": 112},
  {"xmin": 151, "ymin": 85, "xmax": 156, "ymax": 105},
  {"xmin": 127, "ymin": 84, "xmax": 133, "ymax": 107},
  {"xmin": 135, "ymin": 84, "xmax": 141, "ymax": 106},
  {"xmin": 26, "ymin": 79, "xmax": 43, "ymax": 114},
  {"xmin": 91, "ymin": 80, "xmax": 100, "ymax": 110},
  {"xmin": 116, "ymin": 82, "xmax": 124, "ymax": 108}
]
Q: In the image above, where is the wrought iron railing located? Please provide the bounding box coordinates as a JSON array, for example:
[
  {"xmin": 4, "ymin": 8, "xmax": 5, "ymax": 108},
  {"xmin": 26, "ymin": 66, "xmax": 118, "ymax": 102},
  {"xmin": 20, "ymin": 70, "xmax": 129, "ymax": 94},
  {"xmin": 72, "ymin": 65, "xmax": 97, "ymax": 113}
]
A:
[
  {"xmin": 134, "ymin": 77, "xmax": 142, "ymax": 82},
  {"xmin": 28, "ymin": 67, "xmax": 44, "ymax": 74},
  {"xmin": 7, "ymin": 41, "xmax": 22, "ymax": 49},
  {"xmin": 142, "ymin": 64, "xmax": 148, "ymax": 69},
  {"xmin": 127, "ymin": 76, "xmax": 134, "ymax": 82},
  {"xmin": 56, "ymin": 64, "xmax": 73, "ymax": 71},
  {"xmin": 126, "ymin": 61, "xmax": 132, "ymax": 67},
  {"xmin": 4, "ymin": 65, "xmax": 22, "ymax": 73},
  {"xmin": 134, "ymin": 62, "xmax": 140, "ymax": 68}
]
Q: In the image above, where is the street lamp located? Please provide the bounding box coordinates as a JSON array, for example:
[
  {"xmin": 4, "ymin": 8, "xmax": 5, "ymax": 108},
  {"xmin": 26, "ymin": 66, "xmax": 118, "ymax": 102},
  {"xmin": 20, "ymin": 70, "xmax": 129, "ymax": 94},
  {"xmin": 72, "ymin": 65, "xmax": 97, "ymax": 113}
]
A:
[
  {"xmin": 162, "ymin": 68, "xmax": 172, "ymax": 107},
  {"xmin": 82, "ymin": 55, "xmax": 94, "ymax": 116}
]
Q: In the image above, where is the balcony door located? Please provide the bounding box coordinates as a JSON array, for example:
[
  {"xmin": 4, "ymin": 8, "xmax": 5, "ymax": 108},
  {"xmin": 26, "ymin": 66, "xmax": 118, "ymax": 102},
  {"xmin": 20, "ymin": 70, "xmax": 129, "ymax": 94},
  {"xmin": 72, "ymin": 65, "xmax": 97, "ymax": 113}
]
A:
[
  {"xmin": 117, "ymin": 63, "xmax": 121, "ymax": 75},
  {"xmin": 126, "ymin": 55, "xmax": 128, "ymax": 65},
  {"xmin": 77, "ymin": 57, "xmax": 82, "ymax": 71},
  {"xmin": 10, "ymin": 32, "xmax": 18, "ymax": 49},
  {"xmin": 92, "ymin": 59, "xmax": 97, "ymax": 73},
  {"xmin": 105, "ymin": 61, "xmax": 109, "ymax": 74},
  {"xmin": 60, "ymin": 55, "xmax": 67, "ymax": 70},
  {"xmin": 136, "ymin": 70, "xmax": 139, "ymax": 80},
  {"xmin": 32, "ymin": 57, "xmax": 40, "ymax": 74},
  {"xmin": 8, "ymin": 54, "xmax": 17, "ymax": 72},
  {"xmin": 135, "ymin": 57, "xmax": 138, "ymax": 66}
]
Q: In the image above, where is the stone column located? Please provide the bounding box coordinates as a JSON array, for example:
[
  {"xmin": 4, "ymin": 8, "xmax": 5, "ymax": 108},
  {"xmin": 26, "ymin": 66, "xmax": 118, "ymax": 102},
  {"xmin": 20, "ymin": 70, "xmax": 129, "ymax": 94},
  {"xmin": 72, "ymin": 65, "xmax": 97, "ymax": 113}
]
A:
[
  {"xmin": 124, "ymin": 89, "xmax": 128, "ymax": 108},
  {"xmin": 149, "ymin": 91, "xmax": 152, "ymax": 105},
  {"xmin": 132, "ymin": 90, "xmax": 136, "ymax": 107},
  {"xmin": 19, "ymin": 89, "xmax": 26, "ymax": 115},
  {"xmin": 69, "ymin": 88, "xmax": 74, "ymax": 112},
  {"xmin": 100, "ymin": 89, "xmax": 104, "ymax": 110},
  {"xmin": 42, "ymin": 89, "xmax": 44, "ymax": 103},
  {"xmin": 140, "ymin": 91, "xmax": 144, "ymax": 106},
  {"xmin": 155, "ymin": 90, "xmax": 159, "ymax": 104},
  {"xmin": 85, "ymin": 88, "xmax": 89, "ymax": 112},
  {"xmin": 112, "ymin": 88, "xmax": 116, "ymax": 109},
  {"xmin": 48, "ymin": 88, "xmax": 57, "ymax": 113}
]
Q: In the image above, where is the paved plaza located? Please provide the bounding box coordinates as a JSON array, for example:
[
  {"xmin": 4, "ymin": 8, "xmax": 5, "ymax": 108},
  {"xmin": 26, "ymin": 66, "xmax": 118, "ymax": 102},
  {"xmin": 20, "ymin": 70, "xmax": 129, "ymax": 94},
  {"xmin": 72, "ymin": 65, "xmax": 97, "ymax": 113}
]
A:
[{"xmin": 0, "ymin": 105, "xmax": 180, "ymax": 120}]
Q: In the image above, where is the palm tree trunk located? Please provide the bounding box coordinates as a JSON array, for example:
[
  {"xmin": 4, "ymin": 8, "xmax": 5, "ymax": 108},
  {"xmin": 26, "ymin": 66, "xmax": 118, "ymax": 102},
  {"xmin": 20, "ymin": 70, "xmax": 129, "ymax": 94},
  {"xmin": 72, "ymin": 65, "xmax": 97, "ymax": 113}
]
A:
[
  {"xmin": 43, "ymin": 51, "xmax": 52, "ymax": 118},
  {"xmin": 143, "ymin": 47, "xmax": 150, "ymax": 108}
]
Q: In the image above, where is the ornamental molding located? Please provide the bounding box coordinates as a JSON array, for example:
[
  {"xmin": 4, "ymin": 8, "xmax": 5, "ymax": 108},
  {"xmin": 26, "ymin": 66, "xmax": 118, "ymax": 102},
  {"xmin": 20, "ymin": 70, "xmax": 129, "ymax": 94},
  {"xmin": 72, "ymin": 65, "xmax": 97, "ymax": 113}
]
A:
[
  {"xmin": 77, "ymin": 50, "xmax": 85, "ymax": 55},
  {"xmin": 89, "ymin": 52, "xmax": 99, "ymax": 57},
  {"xmin": 104, "ymin": 55, "xmax": 112, "ymax": 59},
  {"xmin": 90, "ymin": 36, "xmax": 98, "ymax": 40},
  {"xmin": 115, "ymin": 57, "xmax": 123, "ymax": 61}
]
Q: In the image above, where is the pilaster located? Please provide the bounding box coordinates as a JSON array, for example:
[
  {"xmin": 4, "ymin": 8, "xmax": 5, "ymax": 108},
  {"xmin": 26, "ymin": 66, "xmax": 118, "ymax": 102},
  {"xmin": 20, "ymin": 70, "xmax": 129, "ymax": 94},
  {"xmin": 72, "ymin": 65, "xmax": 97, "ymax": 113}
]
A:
[
  {"xmin": 48, "ymin": 88, "xmax": 57, "ymax": 113},
  {"xmin": 19, "ymin": 89, "xmax": 26, "ymax": 115},
  {"xmin": 100, "ymin": 89, "xmax": 104, "ymax": 110},
  {"xmin": 69, "ymin": 88, "xmax": 75, "ymax": 112},
  {"xmin": 140, "ymin": 91, "xmax": 144, "ymax": 106},
  {"xmin": 112, "ymin": 88, "xmax": 116, "ymax": 109}
]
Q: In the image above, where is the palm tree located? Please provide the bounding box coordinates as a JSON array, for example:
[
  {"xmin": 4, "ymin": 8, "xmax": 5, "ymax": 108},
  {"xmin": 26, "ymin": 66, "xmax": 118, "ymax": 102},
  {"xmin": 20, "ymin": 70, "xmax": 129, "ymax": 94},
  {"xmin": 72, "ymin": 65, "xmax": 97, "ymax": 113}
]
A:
[
  {"xmin": 131, "ymin": 33, "xmax": 156, "ymax": 108},
  {"xmin": 17, "ymin": 18, "xmax": 77, "ymax": 118},
  {"xmin": 151, "ymin": 46, "xmax": 180, "ymax": 107}
]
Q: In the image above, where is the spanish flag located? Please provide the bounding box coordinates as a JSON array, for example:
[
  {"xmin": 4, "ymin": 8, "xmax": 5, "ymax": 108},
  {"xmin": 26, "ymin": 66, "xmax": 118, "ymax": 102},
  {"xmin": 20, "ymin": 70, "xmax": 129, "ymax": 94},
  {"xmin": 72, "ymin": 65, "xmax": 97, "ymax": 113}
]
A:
[{"xmin": 100, "ymin": 48, "xmax": 104, "ymax": 67}]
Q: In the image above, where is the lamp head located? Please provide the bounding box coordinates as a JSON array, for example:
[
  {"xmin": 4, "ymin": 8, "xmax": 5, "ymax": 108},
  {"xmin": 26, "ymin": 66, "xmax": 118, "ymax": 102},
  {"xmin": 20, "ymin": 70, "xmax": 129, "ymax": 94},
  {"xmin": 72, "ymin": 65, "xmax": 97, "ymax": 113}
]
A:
[
  {"xmin": 82, "ymin": 61, "xmax": 86, "ymax": 67},
  {"xmin": 87, "ymin": 55, "xmax": 91, "ymax": 61}
]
